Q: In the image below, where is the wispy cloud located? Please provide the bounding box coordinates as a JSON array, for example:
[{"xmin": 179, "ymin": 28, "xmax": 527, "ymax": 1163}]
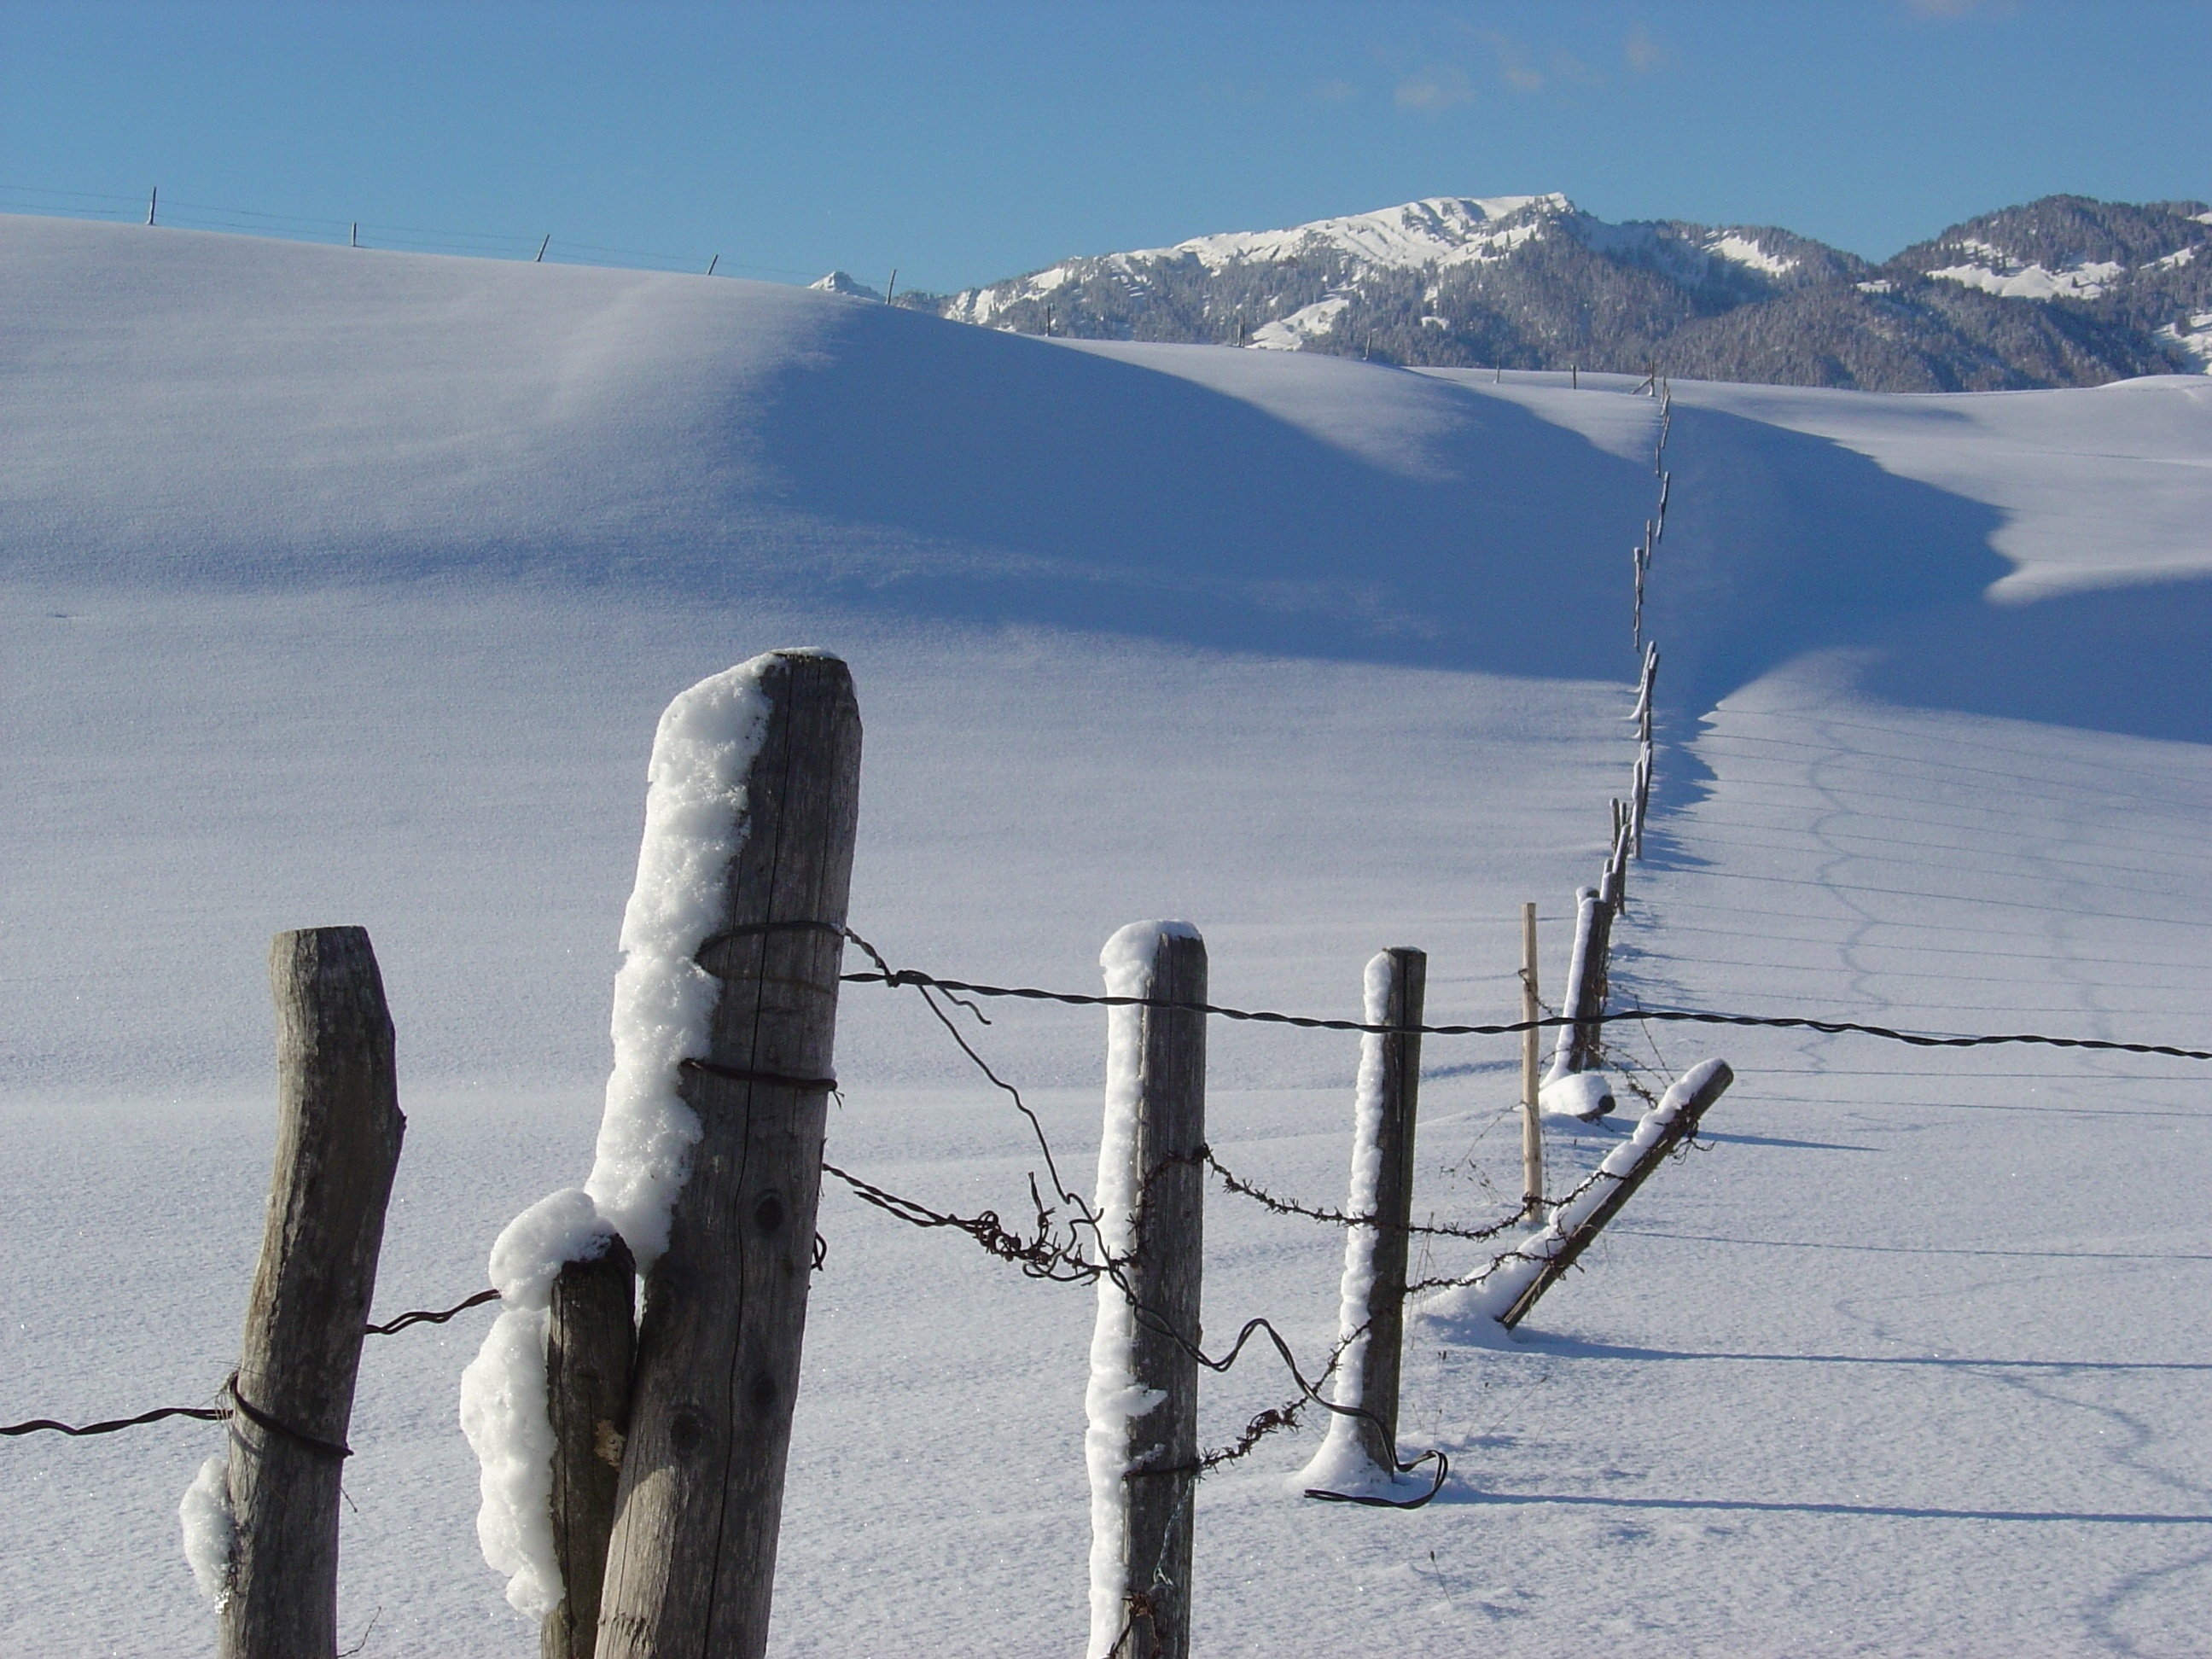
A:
[
  {"xmin": 1394, "ymin": 64, "xmax": 1475, "ymax": 112},
  {"xmin": 1311, "ymin": 78, "xmax": 1359, "ymax": 103},
  {"xmin": 1476, "ymin": 30, "xmax": 1545, "ymax": 91},
  {"xmin": 1623, "ymin": 22, "xmax": 1669, "ymax": 73},
  {"xmin": 1904, "ymin": 0, "xmax": 2019, "ymax": 16}
]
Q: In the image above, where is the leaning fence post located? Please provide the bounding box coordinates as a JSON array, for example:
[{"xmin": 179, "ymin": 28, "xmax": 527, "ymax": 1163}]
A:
[
  {"xmin": 1086, "ymin": 922, "xmax": 1207, "ymax": 1659},
  {"xmin": 1298, "ymin": 947, "xmax": 1424, "ymax": 1492},
  {"xmin": 541, "ymin": 1238, "xmax": 636, "ymax": 1659},
  {"xmin": 1500, "ymin": 1060, "xmax": 1733, "ymax": 1328},
  {"xmin": 220, "ymin": 928, "xmax": 406, "ymax": 1659},
  {"xmin": 594, "ymin": 652, "xmax": 862, "ymax": 1659}
]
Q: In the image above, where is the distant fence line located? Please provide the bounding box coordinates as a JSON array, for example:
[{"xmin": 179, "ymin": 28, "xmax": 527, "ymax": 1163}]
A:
[{"xmin": 0, "ymin": 179, "xmax": 829, "ymax": 281}]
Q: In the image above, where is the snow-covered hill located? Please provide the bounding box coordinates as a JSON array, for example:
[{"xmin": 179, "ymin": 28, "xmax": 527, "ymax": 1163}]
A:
[{"xmin": 5, "ymin": 214, "xmax": 2212, "ymax": 1656}]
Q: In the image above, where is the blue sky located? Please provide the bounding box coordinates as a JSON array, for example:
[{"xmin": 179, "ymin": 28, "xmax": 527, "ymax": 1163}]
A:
[{"xmin": 3, "ymin": 2, "xmax": 2207, "ymax": 292}]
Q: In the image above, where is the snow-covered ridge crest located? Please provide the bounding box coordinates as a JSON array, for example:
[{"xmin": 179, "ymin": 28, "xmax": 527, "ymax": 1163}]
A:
[
  {"xmin": 945, "ymin": 195, "xmax": 1573, "ymax": 324},
  {"xmin": 809, "ymin": 269, "xmax": 883, "ymax": 301},
  {"xmin": 458, "ymin": 651, "xmax": 789, "ymax": 1622},
  {"xmin": 1161, "ymin": 194, "xmax": 1569, "ymax": 273}
]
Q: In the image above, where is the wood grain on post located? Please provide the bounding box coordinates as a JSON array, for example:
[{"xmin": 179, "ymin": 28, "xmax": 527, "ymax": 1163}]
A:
[
  {"xmin": 1519, "ymin": 903, "xmax": 1543, "ymax": 1214},
  {"xmin": 1346, "ymin": 947, "xmax": 1423, "ymax": 1471},
  {"xmin": 1110, "ymin": 928, "xmax": 1208, "ymax": 1659},
  {"xmin": 595, "ymin": 653, "xmax": 862, "ymax": 1659},
  {"xmin": 222, "ymin": 927, "xmax": 405, "ymax": 1659},
  {"xmin": 541, "ymin": 1237, "xmax": 637, "ymax": 1659}
]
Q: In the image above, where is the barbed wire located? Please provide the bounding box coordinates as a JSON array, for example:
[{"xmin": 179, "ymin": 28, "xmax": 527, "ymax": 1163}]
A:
[
  {"xmin": 3, "ymin": 1287, "xmax": 504, "ymax": 1441},
  {"xmin": 1197, "ymin": 1148, "xmax": 1529, "ymax": 1242},
  {"xmin": 364, "ymin": 1287, "xmax": 500, "ymax": 1336},
  {"xmin": 837, "ymin": 957, "xmax": 2212, "ymax": 1059},
  {"xmin": 838, "ymin": 927, "xmax": 1447, "ymax": 1495},
  {"xmin": 822, "ymin": 1161, "xmax": 1099, "ymax": 1283}
]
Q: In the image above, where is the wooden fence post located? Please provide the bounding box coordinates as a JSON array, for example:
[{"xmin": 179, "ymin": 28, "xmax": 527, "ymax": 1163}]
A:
[
  {"xmin": 1086, "ymin": 923, "xmax": 1207, "ymax": 1659},
  {"xmin": 541, "ymin": 1238, "xmax": 636, "ymax": 1659},
  {"xmin": 594, "ymin": 652, "xmax": 862, "ymax": 1659},
  {"xmin": 1500, "ymin": 1061, "xmax": 1733, "ymax": 1328},
  {"xmin": 1545, "ymin": 885, "xmax": 1613, "ymax": 1080},
  {"xmin": 221, "ymin": 928, "xmax": 405, "ymax": 1659},
  {"xmin": 1518, "ymin": 904, "xmax": 1544, "ymax": 1214},
  {"xmin": 1307, "ymin": 948, "xmax": 1423, "ymax": 1481}
]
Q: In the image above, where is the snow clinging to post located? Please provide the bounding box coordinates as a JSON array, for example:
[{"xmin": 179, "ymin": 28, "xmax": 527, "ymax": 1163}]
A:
[
  {"xmin": 457, "ymin": 654, "xmax": 782, "ymax": 1621},
  {"xmin": 1293, "ymin": 951, "xmax": 1397, "ymax": 1494},
  {"xmin": 457, "ymin": 1189, "xmax": 619, "ymax": 1617},
  {"xmin": 178, "ymin": 1454, "xmax": 234, "ymax": 1607},
  {"xmin": 584, "ymin": 658, "xmax": 776, "ymax": 1266},
  {"xmin": 1084, "ymin": 919, "xmax": 1196, "ymax": 1659}
]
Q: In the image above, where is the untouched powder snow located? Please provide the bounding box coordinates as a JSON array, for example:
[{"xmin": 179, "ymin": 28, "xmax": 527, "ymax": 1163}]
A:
[{"xmin": 459, "ymin": 655, "xmax": 779, "ymax": 1617}]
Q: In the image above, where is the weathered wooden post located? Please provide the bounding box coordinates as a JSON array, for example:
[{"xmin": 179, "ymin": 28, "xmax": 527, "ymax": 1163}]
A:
[
  {"xmin": 594, "ymin": 652, "xmax": 862, "ymax": 1659},
  {"xmin": 1086, "ymin": 922, "xmax": 1207, "ymax": 1659},
  {"xmin": 541, "ymin": 1239, "xmax": 636, "ymax": 1659},
  {"xmin": 221, "ymin": 927, "xmax": 406, "ymax": 1659},
  {"xmin": 1298, "ymin": 948, "xmax": 1424, "ymax": 1491},
  {"xmin": 1546, "ymin": 885, "xmax": 1610, "ymax": 1079},
  {"xmin": 1502, "ymin": 1060, "xmax": 1733, "ymax": 1328},
  {"xmin": 1519, "ymin": 902, "xmax": 1544, "ymax": 1214}
]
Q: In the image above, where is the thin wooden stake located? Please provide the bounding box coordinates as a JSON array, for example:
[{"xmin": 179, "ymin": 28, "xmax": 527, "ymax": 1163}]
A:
[
  {"xmin": 595, "ymin": 652, "xmax": 863, "ymax": 1659},
  {"xmin": 1087, "ymin": 924, "xmax": 1207, "ymax": 1659},
  {"xmin": 536, "ymin": 234, "xmax": 550, "ymax": 262},
  {"xmin": 1519, "ymin": 903, "xmax": 1543, "ymax": 1214},
  {"xmin": 221, "ymin": 928, "xmax": 405, "ymax": 1659},
  {"xmin": 541, "ymin": 1237, "xmax": 636, "ymax": 1659}
]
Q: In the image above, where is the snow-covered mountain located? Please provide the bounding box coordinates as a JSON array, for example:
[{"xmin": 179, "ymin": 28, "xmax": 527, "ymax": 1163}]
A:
[
  {"xmin": 807, "ymin": 267, "xmax": 882, "ymax": 300},
  {"xmin": 913, "ymin": 192, "xmax": 2212, "ymax": 390}
]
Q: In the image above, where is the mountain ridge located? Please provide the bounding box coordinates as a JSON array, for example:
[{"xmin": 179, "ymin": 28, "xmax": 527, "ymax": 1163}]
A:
[{"xmin": 879, "ymin": 193, "xmax": 2212, "ymax": 392}]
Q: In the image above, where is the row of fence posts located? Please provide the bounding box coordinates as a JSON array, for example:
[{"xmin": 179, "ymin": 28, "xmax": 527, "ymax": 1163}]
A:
[
  {"xmin": 197, "ymin": 610, "xmax": 1703, "ymax": 1657},
  {"xmin": 1086, "ymin": 907, "xmax": 1730, "ymax": 1653}
]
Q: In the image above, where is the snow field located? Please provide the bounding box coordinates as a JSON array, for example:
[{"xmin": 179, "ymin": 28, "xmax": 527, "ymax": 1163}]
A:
[{"xmin": 5, "ymin": 214, "xmax": 2212, "ymax": 1656}]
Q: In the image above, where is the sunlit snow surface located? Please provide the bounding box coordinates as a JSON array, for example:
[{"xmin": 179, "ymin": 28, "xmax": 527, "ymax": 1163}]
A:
[{"xmin": 4, "ymin": 215, "xmax": 2211, "ymax": 1656}]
